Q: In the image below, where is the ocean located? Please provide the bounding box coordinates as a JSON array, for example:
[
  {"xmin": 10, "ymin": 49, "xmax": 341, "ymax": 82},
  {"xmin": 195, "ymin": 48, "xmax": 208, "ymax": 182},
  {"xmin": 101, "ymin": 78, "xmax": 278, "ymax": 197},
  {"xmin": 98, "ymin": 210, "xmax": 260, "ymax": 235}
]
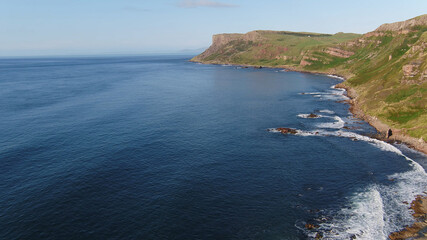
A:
[{"xmin": 0, "ymin": 55, "xmax": 425, "ymax": 239}]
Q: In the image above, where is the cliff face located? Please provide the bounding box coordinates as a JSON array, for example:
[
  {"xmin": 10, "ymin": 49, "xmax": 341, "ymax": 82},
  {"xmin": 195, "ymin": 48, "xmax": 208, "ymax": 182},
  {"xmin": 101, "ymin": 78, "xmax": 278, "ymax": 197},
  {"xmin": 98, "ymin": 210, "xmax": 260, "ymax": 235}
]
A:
[
  {"xmin": 192, "ymin": 14, "xmax": 427, "ymax": 142},
  {"xmin": 192, "ymin": 31, "xmax": 264, "ymax": 62}
]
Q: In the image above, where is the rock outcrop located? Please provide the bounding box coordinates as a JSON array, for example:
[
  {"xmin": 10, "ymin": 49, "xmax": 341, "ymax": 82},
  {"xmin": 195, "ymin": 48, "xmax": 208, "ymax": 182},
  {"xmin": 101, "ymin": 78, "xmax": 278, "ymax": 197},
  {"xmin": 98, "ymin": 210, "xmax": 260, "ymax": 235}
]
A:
[
  {"xmin": 375, "ymin": 14, "xmax": 427, "ymax": 32},
  {"xmin": 389, "ymin": 196, "xmax": 427, "ymax": 240},
  {"xmin": 275, "ymin": 128, "xmax": 298, "ymax": 134},
  {"xmin": 403, "ymin": 62, "xmax": 421, "ymax": 77},
  {"xmin": 324, "ymin": 47, "xmax": 354, "ymax": 58}
]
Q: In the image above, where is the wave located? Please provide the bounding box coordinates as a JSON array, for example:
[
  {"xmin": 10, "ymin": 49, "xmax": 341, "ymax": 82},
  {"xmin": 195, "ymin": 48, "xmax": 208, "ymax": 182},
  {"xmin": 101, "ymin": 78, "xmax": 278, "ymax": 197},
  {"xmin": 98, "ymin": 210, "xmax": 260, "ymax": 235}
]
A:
[
  {"xmin": 301, "ymin": 92, "xmax": 326, "ymax": 95},
  {"xmin": 327, "ymin": 74, "xmax": 345, "ymax": 80},
  {"xmin": 314, "ymin": 168, "xmax": 426, "ymax": 239},
  {"xmin": 302, "ymin": 89, "xmax": 349, "ymax": 101},
  {"xmin": 292, "ymin": 129, "xmax": 426, "ymax": 239},
  {"xmin": 318, "ymin": 109, "xmax": 335, "ymax": 114},
  {"xmin": 315, "ymin": 116, "xmax": 345, "ymax": 129},
  {"xmin": 311, "ymin": 187, "xmax": 387, "ymax": 240},
  {"xmin": 290, "ymin": 82, "xmax": 426, "ymax": 238}
]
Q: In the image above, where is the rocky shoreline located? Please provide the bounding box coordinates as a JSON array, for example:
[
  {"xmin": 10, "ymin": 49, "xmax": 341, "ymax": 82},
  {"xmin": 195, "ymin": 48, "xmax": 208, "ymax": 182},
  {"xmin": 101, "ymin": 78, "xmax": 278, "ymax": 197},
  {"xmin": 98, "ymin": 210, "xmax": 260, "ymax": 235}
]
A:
[
  {"xmin": 192, "ymin": 60, "xmax": 427, "ymax": 155},
  {"xmin": 334, "ymin": 82, "xmax": 427, "ymax": 240},
  {"xmin": 335, "ymin": 83, "xmax": 427, "ymax": 155},
  {"xmin": 193, "ymin": 60, "xmax": 427, "ymax": 239},
  {"xmin": 389, "ymin": 196, "xmax": 427, "ymax": 240}
]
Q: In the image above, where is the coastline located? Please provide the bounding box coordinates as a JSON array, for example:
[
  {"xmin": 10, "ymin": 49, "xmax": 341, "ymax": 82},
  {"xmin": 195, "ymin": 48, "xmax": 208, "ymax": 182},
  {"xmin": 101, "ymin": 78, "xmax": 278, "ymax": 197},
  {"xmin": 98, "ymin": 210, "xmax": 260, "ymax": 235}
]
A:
[
  {"xmin": 191, "ymin": 59, "xmax": 427, "ymax": 154},
  {"xmin": 335, "ymin": 83, "xmax": 427, "ymax": 155},
  {"xmin": 389, "ymin": 196, "xmax": 427, "ymax": 240},
  {"xmin": 193, "ymin": 60, "xmax": 427, "ymax": 239}
]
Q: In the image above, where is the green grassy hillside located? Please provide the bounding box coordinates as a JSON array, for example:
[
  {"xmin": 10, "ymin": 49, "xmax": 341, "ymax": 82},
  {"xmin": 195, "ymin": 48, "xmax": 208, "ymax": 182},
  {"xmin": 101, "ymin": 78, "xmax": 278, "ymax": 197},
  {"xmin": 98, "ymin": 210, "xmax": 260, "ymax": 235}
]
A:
[
  {"xmin": 192, "ymin": 15, "xmax": 427, "ymax": 141},
  {"xmin": 303, "ymin": 22, "xmax": 427, "ymax": 139},
  {"xmin": 193, "ymin": 30, "xmax": 360, "ymax": 66}
]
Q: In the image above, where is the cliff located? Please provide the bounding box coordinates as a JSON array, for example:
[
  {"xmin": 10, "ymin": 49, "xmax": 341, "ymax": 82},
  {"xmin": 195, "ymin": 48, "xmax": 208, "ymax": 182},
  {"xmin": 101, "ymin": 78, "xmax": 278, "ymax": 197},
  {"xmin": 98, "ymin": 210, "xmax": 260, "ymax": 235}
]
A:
[
  {"xmin": 192, "ymin": 31, "xmax": 264, "ymax": 61},
  {"xmin": 192, "ymin": 14, "xmax": 427, "ymax": 150},
  {"xmin": 191, "ymin": 30, "xmax": 360, "ymax": 66},
  {"xmin": 375, "ymin": 14, "xmax": 427, "ymax": 32}
]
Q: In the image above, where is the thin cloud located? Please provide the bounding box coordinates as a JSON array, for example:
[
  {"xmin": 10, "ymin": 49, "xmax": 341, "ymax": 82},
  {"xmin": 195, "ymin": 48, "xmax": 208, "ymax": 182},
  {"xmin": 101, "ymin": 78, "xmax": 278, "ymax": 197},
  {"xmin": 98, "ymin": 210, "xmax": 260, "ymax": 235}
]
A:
[{"xmin": 178, "ymin": 0, "xmax": 238, "ymax": 8}]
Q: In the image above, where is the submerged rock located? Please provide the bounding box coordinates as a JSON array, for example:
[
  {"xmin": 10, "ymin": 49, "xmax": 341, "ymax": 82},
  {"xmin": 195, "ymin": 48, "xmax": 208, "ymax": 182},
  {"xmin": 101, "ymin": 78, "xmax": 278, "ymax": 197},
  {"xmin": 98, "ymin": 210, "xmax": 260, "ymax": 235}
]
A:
[{"xmin": 315, "ymin": 232, "xmax": 323, "ymax": 239}]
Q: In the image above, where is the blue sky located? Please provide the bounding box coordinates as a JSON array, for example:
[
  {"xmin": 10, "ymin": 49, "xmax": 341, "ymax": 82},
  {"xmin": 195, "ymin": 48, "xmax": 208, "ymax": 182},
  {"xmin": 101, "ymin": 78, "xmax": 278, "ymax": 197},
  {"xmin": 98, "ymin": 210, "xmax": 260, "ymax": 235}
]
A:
[{"xmin": 1, "ymin": 0, "xmax": 426, "ymax": 56}]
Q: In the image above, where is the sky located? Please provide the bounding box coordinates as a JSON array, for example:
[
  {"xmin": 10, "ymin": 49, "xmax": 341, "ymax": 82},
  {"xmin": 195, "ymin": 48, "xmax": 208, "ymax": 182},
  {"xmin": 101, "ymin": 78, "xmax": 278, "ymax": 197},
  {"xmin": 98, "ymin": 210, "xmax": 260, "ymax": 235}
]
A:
[{"xmin": 1, "ymin": 0, "xmax": 426, "ymax": 56}]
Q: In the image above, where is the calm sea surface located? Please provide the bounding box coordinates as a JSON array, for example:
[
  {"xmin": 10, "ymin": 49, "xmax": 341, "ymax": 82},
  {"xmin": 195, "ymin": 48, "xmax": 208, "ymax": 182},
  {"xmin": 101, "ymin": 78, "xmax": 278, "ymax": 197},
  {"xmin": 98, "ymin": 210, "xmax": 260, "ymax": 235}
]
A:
[{"xmin": 0, "ymin": 55, "xmax": 426, "ymax": 239}]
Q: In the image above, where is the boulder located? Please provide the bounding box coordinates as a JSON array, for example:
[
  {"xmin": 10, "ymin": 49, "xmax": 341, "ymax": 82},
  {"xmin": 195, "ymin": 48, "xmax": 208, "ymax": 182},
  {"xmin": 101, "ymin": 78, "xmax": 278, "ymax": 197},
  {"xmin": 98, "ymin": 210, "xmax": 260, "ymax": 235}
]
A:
[
  {"xmin": 305, "ymin": 223, "xmax": 319, "ymax": 230},
  {"xmin": 315, "ymin": 232, "xmax": 323, "ymax": 239}
]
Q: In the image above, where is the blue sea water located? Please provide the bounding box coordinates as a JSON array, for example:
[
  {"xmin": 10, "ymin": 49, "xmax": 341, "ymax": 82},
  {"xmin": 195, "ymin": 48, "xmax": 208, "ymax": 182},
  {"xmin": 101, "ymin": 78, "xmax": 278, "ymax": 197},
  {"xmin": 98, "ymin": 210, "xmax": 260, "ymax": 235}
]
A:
[{"xmin": 0, "ymin": 55, "xmax": 425, "ymax": 240}]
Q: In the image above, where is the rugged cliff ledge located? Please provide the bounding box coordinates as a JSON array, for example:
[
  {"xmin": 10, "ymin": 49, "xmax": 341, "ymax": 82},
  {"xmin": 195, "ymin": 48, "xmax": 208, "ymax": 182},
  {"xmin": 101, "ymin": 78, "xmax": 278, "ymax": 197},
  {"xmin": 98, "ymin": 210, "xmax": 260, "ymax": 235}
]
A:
[{"xmin": 191, "ymin": 14, "xmax": 427, "ymax": 154}]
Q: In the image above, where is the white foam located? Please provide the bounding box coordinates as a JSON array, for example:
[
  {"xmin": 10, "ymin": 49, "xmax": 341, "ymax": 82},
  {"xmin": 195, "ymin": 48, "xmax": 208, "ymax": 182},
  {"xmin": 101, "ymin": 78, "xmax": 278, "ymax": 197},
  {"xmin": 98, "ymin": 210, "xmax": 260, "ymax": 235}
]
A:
[
  {"xmin": 267, "ymin": 128, "xmax": 280, "ymax": 133},
  {"xmin": 317, "ymin": 164, "xmax": 426, "ymax": 239},
  {"xmin": 292, "ymin": 83, "xmax": 426, "ymax": 238},
  {"xmin": 297, "ymin": 113, "xmax": 322, "ymax": 119},
  {"xmin": 316, "ymin": 116, "xmax": 345, "ymax": 129},
  {"xmin": 303, "ymin": 92, "xmax": 326, "ymax": 95},
  {"xmin": 381, "ymin": 169, "xmax": 427, "ymax": 235},
  {"xmin": 317, "ymin": 187, "xmax": 387, "ymax": 240},
  {"xmin": 319, "ymin": 109, "xmax": 335, "ymax": 114},
  {"xmin": 307, "ymin": 91, "xmax": 349, "ymax": 101},
  {"xmin": 296, "ymin": 129, "xmax": 425, "ymax": 172},
  {"xmin": 301, "ymin": 85, "xmax": 349, "ymax": 101},
  {"xmin": 327, "ymin": 74, "xmax": 345, "ymax": 80},
  {"xmin": 292, "ymin": 128, "xmax": 427, "ymax": 238}
]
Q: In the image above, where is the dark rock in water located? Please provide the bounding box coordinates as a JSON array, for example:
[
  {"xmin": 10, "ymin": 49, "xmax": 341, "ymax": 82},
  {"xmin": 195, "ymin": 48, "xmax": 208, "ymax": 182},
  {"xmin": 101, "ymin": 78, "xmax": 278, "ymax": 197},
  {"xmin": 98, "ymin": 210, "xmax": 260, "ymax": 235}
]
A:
[
  {"xmin": 254, "ymin": 66, "xmax": 262, "ymax": 69},
  {"xmin": 315, "ymin": 232, "xmax": 323, "ymax": 239},
  {"xmin": 307, "ymin": 113, "xmax": 319, "ymax": 118},
  {"xmin": 305, "ymin": 223, "xmax": 319, "ymax": 230},
  {"xmin": 276, "ymin": 127, "xmax": 297, "ymax": 134}
]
